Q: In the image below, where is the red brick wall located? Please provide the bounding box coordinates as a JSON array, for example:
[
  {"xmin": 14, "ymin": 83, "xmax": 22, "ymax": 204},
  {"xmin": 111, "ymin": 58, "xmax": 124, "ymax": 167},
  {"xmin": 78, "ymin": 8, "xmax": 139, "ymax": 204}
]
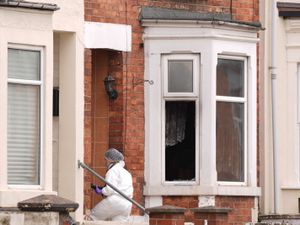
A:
[
  {"xmin": 84, "ymin": 0, "xmax": 259, "ymax": 217},
  {"xmin": 107, "ymin": 51, "xmax": 125, "ymax": 152},
  {"xmin": 84, "ymin": 49, "xmax": 93, "ymax": 210},
  {"xmin": 85, "ymin": 0, "xmax": 259, "ymax": 23},
  {"xmin": 194, "ymin": 211, "xmax": 229, "ymax": 225},
  {"xmin": 162, "ymin": 196, "xmax": 255, "ymax": 225},
  {"xmin": 216, "ymin": 196, "xmax": 254, "ymax": 225},
  {"xmin": 149, "ymin": 212, "xmax": 185, "ymax": 225},
  {"xmin": 91, "ymin": 50, "xmax": 110, "ymax": 208},
  {"xmin": 163, "ymin": 196, "xmax": 198, "ymax": 221}
]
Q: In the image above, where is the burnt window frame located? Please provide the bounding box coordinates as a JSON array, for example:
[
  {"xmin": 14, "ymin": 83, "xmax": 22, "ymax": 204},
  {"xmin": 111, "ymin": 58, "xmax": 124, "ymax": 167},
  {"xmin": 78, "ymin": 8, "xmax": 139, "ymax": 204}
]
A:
[{"xmin": 161, "ymin": 54, "xmax": 200, "ymax": 185}]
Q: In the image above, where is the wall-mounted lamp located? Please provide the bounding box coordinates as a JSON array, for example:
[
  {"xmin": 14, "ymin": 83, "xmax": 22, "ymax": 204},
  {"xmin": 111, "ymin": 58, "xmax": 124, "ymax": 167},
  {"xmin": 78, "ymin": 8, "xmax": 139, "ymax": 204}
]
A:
[{"xmin": 104, "ymin": 74, "xmax": 118, "ymax": 100}]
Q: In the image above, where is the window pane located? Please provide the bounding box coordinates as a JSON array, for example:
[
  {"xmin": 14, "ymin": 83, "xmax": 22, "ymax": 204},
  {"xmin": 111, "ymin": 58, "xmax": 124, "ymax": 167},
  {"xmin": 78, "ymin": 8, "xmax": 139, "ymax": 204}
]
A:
[
  {"xmin": 165, "ymin": 101, "xmax": 195, "ymax": 181},
  {"xmin": 168, "ymin": 60, "xmax": 193, "ymax": 92},
  {"xmin": 7, "ymin": 84, "xmax": 40, "ymax": 185},
  {"xmin": 8, "ymin": 48, "xmax": 41, "ymax": 80},
  {"xmin": 216, "ymin": 102, "xmax": 244, "ymax": 182},
  {"xmin": 217, "ymin": 58, "xmax": 244, "ymax": 97}
]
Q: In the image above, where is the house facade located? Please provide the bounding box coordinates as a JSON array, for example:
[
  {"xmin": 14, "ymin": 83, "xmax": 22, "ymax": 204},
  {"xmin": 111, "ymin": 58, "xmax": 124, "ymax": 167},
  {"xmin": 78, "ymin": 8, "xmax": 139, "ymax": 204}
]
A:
[
  {"xmin": 259, "ymin": 0, "xmax": 300, "ymax": 217},
  {"xmin": 0, "ymin": 0, "xmax": 85, "ymax": 220},
  {"xmin": 84, "ymin": 0, "xmax": 261, "ymax": 224},
  {"xmin": 0, "ymin": 0, "xmax": 263, "ymax": 224}
]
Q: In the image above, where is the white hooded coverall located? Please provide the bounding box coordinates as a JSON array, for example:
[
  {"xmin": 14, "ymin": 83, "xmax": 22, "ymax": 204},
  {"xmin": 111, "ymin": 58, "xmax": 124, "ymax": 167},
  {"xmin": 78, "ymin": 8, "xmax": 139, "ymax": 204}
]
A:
[{"xmin": 91, "ymin": 161, "xmax": 133, "ymax": 221}]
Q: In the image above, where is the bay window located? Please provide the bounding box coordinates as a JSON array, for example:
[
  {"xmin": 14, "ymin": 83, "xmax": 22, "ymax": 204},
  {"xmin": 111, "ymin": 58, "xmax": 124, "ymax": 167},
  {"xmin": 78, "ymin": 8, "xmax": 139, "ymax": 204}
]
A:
[{"xmin": 142, "ymin": 14, "xmax": 259, "ymax": 205}]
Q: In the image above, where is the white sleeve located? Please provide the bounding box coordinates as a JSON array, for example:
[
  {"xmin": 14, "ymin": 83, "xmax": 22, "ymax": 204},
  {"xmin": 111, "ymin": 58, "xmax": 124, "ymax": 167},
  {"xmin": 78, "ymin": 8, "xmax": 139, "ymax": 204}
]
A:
[{"xmin": 101, "ymin": 168, "xmax": 118, "ymax": 196}]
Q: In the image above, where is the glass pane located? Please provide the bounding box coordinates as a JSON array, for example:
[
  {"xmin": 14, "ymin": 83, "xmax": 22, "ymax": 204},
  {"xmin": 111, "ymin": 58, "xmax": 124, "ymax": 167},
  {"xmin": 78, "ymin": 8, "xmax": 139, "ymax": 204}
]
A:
[
  {"xmin": 8, "ymin": 48, "xmax": 41, "ymax": 80},
  {"xmin": 168, "ymin": 60, "xmax": 193, "ymax": 92},
  {"xmin": 7, "ymin": 84, "xmax": 40, "ymax": 185},
  {"xmin": 217, "ymin": 58, "xmax": 244, "ymax": 97},
  {"xmin": 216, "ymin": 102, "xmax": 244, "ymax": 182},
  {"xmin": 165, "ymin": 101, "xmax": 195, "ymax": 181}
]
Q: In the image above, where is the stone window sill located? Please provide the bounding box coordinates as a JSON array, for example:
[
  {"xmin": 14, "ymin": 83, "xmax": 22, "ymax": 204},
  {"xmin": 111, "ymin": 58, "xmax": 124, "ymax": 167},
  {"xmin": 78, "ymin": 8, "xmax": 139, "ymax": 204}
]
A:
[{"xmin": 143, "ymin": 185, "xmax": 261, "ymax": 196}]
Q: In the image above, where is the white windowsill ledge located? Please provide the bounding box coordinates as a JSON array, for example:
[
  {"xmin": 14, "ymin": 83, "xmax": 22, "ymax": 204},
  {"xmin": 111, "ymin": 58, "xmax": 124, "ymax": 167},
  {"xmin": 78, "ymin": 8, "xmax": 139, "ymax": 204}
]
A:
[
  {"xmin": 143, "ymin": 185, "xmax": 261, "ymax": 196},
  {"xmin": 281, "ymin": 185, "xmax": 300, "ymax": 190},
  {"xmin": 0, "ymin": 190, "xmax": 57, "ymax": 207}
]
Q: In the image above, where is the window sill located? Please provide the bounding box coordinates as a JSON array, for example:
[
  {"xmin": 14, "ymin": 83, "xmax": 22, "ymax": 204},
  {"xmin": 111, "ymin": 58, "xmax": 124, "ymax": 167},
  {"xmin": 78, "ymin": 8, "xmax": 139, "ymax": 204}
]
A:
[
  {"xmin": 143, "ymin": 185, "xmax": 261, "ymax": 196},
  {"xmin": 281, "ymin": 185, "xmax": 300, "ymax": 190},
  {"xmin": 0, "ymin": 189, "xmax": 57, "ymax": 207}
]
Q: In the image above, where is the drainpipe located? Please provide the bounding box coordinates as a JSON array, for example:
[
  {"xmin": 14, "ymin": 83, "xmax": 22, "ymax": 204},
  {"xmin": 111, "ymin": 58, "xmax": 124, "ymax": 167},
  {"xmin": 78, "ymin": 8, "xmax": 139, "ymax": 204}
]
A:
[{"xmin": 270, "ymin": 0, "xmax": 280, "ymax": 214}]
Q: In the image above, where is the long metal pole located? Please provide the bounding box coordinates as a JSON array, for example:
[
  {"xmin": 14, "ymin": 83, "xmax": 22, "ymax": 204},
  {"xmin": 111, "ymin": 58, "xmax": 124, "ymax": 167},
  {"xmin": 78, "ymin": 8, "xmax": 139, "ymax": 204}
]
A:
[{"xmin": 78, "ymin": 160, "xmax": 147, "ymax": 214}]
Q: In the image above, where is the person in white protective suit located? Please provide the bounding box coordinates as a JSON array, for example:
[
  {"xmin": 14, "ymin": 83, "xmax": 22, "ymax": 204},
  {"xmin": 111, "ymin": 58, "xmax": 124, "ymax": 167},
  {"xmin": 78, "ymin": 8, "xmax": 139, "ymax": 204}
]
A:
[{"xmin": 90, "ymin": 148, "xmax": 133, "ymax": 221}]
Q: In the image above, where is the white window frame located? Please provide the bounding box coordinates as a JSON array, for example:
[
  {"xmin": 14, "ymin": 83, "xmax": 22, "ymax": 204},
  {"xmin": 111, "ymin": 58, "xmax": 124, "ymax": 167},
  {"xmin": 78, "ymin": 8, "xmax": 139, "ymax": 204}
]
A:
[
  {"xmin": 7, "ymin": 44, "xmax": 44, "ymax": 190},
  {"xmin": 216, "ymin": 55, "xmax": 248, "ymax": 186},
  {"xmin": 163, "ymin": 54, "xmax": 199, "ymax": 98},
  {"xmin": 161, "ymin": 54, "xmax": 200, "ymax": 185}
]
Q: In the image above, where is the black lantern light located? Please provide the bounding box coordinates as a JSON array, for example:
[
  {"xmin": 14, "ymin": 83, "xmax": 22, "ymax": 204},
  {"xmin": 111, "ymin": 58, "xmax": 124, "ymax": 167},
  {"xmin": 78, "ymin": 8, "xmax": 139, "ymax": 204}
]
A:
[{"xmin": 103, "ymin": 74, "xmax": 118, "ymax": 100}]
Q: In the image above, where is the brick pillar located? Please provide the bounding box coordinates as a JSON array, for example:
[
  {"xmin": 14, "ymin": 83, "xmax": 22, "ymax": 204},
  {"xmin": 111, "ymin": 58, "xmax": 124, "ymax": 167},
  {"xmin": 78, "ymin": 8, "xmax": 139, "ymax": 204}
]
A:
[
  {"xmin": 18, "ymin": 194, "xmax": 79, "ymax": 225},
  {"xmin": 191, "ymin": 207, "xmax": 231, "ymax": 225},
  {"xmin": 146, "ymin": 205, "xmax": 186, "ymax": 225}
]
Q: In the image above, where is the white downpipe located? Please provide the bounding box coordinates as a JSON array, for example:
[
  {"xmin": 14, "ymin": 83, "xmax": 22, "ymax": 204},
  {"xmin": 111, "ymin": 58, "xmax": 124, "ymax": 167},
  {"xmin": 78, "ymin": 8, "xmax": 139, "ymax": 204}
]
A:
[{"xmin": 271, "ymin": 0, "xmax": 280, "ymax": 214}]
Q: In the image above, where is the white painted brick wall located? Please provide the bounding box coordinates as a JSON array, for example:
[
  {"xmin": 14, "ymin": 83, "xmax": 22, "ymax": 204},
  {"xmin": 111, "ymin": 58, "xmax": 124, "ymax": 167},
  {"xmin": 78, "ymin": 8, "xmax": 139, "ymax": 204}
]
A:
[{"xmin": 0, "ymin": 212, "xmax": 59, "ymax": 225}]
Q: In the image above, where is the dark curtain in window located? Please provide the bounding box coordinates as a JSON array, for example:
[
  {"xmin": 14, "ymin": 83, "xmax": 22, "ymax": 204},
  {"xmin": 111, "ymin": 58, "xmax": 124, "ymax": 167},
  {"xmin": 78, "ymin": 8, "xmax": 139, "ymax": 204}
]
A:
[{"xmin": 165, "ymin": 102, "xmax": 187, "ymax": 146}]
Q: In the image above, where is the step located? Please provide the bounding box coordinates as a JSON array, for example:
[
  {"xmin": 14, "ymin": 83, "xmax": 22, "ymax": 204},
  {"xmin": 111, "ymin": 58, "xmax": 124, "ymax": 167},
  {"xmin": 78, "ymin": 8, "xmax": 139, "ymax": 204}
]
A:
[
  {"xmin": 257, "ymin": 214, "xmax": 300, "ymax": 225},
  {"xmin": 82, "ymin": 215, "xmax": 149, "ymax": 225}
]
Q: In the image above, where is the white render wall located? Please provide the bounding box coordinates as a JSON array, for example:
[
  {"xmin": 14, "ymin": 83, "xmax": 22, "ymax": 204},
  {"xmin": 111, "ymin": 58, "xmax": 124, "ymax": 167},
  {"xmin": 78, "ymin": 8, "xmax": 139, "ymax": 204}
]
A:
[
  {"xmin": 260, "ymin": 0, "xmax": 300, "ymax": 214},
  {"xmin": 30, "ymin": 0, "xmax": 84, "ymax": 33},
  {"xmin": 29, "ymin": 0, "xmax": 84, "ymax": 219},
  {"xmin": 0, "ymin": 8, "xmax": 55, "ymax": 206},
  {"xmin": 57, "ymin": 32, "xmax": 84, "ymax": 220},
  {"xmin": 0, "ymin": 0, "xmax": 84, "ymax": 221},
  {"xmin": 52, "ymin": 35, "xmax": 60, "ymax": 193},
  {"xmin": 48, "ymin": 0, "xmax": 85, "ymax": 220},
  {"xmin": 0, "ymin": 212, "xmax": 59, "ymax": 225}
]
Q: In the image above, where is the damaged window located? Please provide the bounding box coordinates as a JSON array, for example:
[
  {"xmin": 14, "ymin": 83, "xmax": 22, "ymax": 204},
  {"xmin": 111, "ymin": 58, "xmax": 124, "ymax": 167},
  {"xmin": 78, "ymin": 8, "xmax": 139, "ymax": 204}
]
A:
[
  {"xmin": 162, "ymin": 54, "xmax": 199, "ymax": 183},
  {"xmin": 165, "ymin": 101, "xmax": 196, "ymax": 181}
]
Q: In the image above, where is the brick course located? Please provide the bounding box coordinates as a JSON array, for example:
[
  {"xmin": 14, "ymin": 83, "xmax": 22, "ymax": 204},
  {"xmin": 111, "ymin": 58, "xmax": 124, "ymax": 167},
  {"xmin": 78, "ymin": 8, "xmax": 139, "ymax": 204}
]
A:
[
  {"xmin": 216, "ymin": 196, "xmax": 254, "ymax": 225},
  {"xmin": 84, "ymin": 0, "xmax": 259, "ymax": 220},
  {"xmin": 84, "ymin": 49, "xmax": 93, "ymax": 210}
]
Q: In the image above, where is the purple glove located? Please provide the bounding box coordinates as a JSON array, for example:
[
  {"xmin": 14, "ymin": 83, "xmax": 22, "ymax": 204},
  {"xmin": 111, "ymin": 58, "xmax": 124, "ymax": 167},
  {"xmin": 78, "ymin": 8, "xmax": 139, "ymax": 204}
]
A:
[{"xmin": 95, "ymin": 186, "xmax": 102, "ymax": 195}]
